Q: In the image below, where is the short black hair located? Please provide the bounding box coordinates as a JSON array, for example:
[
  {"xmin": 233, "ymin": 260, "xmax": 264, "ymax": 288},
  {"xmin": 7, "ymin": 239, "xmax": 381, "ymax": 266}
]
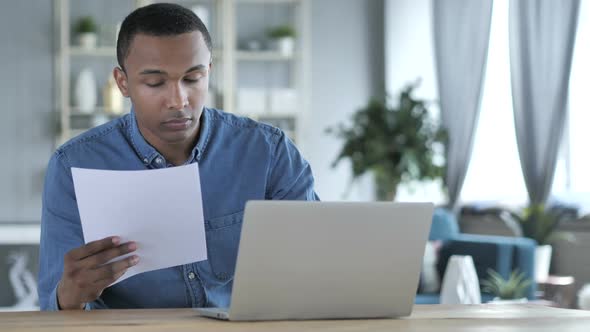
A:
[{"xmin": 116, "ymin": 3, "xmax": 212, "ymax": 70}]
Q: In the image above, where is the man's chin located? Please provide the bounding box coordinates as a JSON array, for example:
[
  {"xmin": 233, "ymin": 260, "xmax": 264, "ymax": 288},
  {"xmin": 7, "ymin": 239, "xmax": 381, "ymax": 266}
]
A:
[{"xmin": 160, "ymin": 131, "xmax": 194, "ymax": 144}]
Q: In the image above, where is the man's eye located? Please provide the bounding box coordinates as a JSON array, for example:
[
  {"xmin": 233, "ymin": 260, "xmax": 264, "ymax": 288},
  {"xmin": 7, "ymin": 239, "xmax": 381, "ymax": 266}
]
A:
[
  {"xmin": 146, "ymin": 82, "xmax": 164, "ymax": 87},
  {"xmin": 184, "ymin": 77, "xmax": 201, "ymax": 84}
]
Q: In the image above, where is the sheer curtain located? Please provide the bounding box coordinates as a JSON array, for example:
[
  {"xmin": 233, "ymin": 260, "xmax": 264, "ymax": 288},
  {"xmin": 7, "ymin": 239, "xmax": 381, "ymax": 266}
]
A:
[
  {"xmin": 509, "ymin": 0, "xmax": 580, "ymax": 205},
  {"xmin": 432, "ymin": 0, "xmax": 493, "ymax": 208}
]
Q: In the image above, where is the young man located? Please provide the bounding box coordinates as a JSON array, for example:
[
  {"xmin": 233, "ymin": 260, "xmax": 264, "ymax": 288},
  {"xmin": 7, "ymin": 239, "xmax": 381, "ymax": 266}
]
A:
[{"xmin": 39, "ymin": 3, "xmax": 318, "ymax": 311}]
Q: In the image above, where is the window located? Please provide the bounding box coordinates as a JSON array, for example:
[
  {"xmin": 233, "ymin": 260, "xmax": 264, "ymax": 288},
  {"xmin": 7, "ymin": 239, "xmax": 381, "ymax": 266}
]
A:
[
  {"xmin": 459, "ymin": 0, "xmax": 528, "ymax": 205},
  {"xmin": 552, "ymin": 0, "xmax": 590, "ymax": 210}
]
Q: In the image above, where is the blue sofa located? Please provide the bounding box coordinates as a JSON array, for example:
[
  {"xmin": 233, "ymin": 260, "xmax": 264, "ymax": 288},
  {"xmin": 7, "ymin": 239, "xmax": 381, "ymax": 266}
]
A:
[{"xmin": 415, "ymin": 208, "xmax": 537, "ymax": 304}]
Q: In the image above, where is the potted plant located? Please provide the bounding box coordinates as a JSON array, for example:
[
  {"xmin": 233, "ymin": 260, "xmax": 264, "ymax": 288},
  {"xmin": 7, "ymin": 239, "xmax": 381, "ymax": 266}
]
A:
[
  {"xmin": 267, "ymin": 25, "xmax": 296, "ymax": 56},
  {"xmin": 74, "ymin": 16, "xmax": 98, "ymax": 49},
  {"xmin": 481, "ymin": 269, "xmax": 532, "ymax": 302},
  {"xmin": 506, "ymin": 204, "xmax": 575, "ymax": 282},
  {"xmin": 326, "ymin": 82, "xmax": 448, "ymax": 201}
]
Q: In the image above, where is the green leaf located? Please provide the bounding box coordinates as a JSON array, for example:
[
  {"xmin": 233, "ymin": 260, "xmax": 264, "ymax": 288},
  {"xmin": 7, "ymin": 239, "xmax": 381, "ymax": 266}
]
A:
[
  {"xmin": 325, "ymin": 80, "xmax": 448, "ymax": 196},
  {"xmin": 482, "ymin": 269, "xmax": 532, "ymax": 300}
]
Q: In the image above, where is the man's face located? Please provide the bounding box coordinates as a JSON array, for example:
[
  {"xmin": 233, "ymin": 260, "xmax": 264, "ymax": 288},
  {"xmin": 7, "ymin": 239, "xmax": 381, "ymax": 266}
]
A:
[{"xmin": 114, "ymin": 31, "xmax": 211, "ymax": 147}]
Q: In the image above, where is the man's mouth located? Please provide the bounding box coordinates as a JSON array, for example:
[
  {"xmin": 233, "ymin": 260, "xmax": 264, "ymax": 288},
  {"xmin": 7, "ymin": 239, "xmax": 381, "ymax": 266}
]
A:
[{"xmin": 161, "ymin": 117, "xmax": 193, "ymax": 130}]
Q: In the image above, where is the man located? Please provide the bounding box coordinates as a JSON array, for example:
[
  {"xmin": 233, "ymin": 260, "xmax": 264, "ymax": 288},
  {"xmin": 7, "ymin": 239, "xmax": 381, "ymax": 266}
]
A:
[{"xmin": 39, "ymin": 3, "xmax": 318, "ymax": 311}]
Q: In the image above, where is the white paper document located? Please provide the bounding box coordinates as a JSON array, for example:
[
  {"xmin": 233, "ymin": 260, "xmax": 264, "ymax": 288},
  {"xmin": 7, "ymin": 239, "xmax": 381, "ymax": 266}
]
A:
[{"xmin": 71, "ymin": 163, "xmax": 207, "ymax": 285}]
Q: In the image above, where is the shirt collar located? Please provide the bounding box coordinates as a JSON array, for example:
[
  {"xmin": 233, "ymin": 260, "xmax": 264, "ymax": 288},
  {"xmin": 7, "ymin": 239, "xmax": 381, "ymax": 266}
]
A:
[{"xmin": 127, "ymin": 106, "xmax": 213, "ymax": 166}]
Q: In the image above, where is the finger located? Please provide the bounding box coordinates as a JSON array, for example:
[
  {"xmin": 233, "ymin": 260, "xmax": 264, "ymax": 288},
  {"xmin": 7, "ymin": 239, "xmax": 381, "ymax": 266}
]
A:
[
  {"xmin": 68, "ymin": 236, "xmax": 121, "ymax": 261},
  {"xmin": 80, "ymin": 242, "xmax": 137, "ymax": 269},
  {"xmin": 94, "ymin": 269, "xmax": 127, "ymax": 291},
  {"xmin": 91, "ymin": 255, "xmax": 139, "ymax": 284}
]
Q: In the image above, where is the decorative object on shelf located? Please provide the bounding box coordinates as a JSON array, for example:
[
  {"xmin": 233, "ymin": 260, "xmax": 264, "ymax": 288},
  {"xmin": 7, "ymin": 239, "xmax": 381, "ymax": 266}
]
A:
[
  {"xmin": 326, "ymin": 81, "xmax": 448, "ymax": 201},
  {"xmin": 73, "ymin": 16, "xmax": 98, "ymax": 49},
  {"xmin": 0, "ymin": 244, "xmax": 39, "ymax": 311},
  {"xmin": 267, "ymin": 25, "xmax": 296, "ymax": 56},
  {"xmin": 74, "ymin": 68, "xmax": 97, "ymax": 114},
  {"xmin": 237, "ymin": 88, "xmax": 267, "ymax": 115},
  {"xmin": 102, "ymin": 76, "xmax": 124, "ymax": 115},
  {"xmin": 578, "ymin": 284, "xmax": 590, "ymax": 310},
  {"xmin": 481, "ymin": 268, "xmax": 532, "ymax": 301},
  {"xmin": 440, "ymin": 255, "xmax": 481, "ymax": 305},
  {"xmin": 269, "ymin": 88, "xmax": 297, "ymax": 114}
]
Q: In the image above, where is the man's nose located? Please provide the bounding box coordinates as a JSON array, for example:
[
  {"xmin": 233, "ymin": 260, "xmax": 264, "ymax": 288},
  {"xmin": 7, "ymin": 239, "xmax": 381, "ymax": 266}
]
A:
[{"xmin": 166, "ymin": 82, "xmax": 188, "ymax": 110}]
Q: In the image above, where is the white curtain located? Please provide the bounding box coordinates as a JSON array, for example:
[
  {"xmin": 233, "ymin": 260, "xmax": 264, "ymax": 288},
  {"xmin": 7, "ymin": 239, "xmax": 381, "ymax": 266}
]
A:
[
  {"xmin": 509, "ymin": 0, "xmax": 580, "ymax": 204},
  {"xmin": 432, "ymin": 0, "xmax": 493, "ymax": 208}
]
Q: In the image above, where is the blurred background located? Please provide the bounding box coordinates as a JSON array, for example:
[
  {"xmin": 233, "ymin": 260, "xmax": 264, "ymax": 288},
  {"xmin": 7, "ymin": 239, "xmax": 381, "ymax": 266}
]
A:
[{"xmin": 1, "ymin": 0, "xmax": 590, "ymax": 311}]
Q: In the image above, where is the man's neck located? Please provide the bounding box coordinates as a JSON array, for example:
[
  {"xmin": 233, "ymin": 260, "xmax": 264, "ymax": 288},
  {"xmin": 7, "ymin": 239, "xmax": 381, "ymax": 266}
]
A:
[
  {"xmin": 140, "ymin": 125, "xmax": 200, "ymax": 166},
  {"xmin": 157, "ymin": 141, "xmax": 195, "ymax": 166}
]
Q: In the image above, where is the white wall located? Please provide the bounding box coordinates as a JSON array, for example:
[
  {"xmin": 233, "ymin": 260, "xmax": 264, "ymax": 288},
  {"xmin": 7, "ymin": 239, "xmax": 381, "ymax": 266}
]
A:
[
  {"xmin": 0, "ymin": 0, "xmax": 55, "ymax": 222},
  {"xmin": 385, "ymin": 0, "xmax": 437, "ymax": 103},
  {"xmin": 305, "ymin": 0, "xmax": 385, "ymax": 201},
  {"xmin": 384, "ymin": 0, "xmax": 446, "ymax": 203}
]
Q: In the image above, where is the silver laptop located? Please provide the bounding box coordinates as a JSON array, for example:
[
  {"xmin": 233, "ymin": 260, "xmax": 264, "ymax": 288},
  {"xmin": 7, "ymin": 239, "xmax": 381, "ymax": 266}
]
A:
[{"xmin": 196, "ymin": 201, "xmax": 434, "ymax": 321}]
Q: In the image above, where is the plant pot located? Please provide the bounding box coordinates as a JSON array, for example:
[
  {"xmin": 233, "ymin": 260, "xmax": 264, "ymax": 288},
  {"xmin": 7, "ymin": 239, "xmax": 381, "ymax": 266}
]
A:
[
  {"xmin": 489, "ymin": 297, "xmax": 528, "ymax": 304},
  {"xmin": 535, "ymin": 244, "xmax": 553, "ymax": 282},
  {"xmin": 578, "ymin": 284, "xmax": 590, "ymax": 310},
  {"xmin": 273, "ymin": 37, "xmax": 295, "ymax": 56},
  {"xmin": 78, "ymin": 32, "xmax": 97, "ymax": 49}
]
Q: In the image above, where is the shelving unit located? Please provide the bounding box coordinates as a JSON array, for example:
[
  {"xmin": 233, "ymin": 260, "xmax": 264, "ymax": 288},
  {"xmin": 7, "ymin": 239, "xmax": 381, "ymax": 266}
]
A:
[{"xmin": 54, "ymin": 0, "xmax": 310, "ymax": 148}]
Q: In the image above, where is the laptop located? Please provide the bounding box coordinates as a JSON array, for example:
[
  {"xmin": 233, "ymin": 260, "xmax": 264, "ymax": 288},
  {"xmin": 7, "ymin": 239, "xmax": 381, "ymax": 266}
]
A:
[{"xmin": 196, "ymin": 201, "xmax": 434, "ymax": 321}]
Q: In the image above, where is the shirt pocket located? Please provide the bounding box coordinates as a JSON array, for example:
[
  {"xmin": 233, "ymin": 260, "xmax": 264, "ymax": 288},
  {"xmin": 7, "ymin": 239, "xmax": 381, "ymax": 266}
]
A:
[{"xmin": 204, "ymin": 210, "xmax": 244, "ymax": 280}]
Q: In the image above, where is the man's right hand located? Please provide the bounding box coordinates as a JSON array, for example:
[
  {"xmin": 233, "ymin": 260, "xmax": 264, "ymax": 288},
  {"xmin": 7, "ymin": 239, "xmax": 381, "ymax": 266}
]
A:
[{"xmin": 57, "ymin": 236, "xmax": 139, "ymax": 310}]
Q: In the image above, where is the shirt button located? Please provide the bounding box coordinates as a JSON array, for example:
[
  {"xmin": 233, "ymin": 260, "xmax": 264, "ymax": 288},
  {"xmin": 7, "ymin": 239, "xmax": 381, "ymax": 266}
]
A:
[
  {"xmin": 155, "ymin": 157, "xmax": 163, "ymax": 164},
  {"xmin": 188, "ymin": 272, "xmax": 196, "ymax": 280},
  {"xmin": 143, "ymin": 158, "xmax": 148, "ymax": 164}
]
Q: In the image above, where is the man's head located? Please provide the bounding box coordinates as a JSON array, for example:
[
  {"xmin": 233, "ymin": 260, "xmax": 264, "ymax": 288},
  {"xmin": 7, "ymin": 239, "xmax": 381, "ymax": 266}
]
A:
[
  {"xmin": 116, "ymin": 3, "xmax": 212, "ymax": 71},
  {"xmin": 114, "ymin": 3, "xmax": 213, "ymax": 156}
]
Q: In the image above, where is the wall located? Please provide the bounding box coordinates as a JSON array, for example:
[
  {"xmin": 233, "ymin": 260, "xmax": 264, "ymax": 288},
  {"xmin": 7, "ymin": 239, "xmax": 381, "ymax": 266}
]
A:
[
  {"xmin": 306, "ymin": 0, "xmax": 385, "ymax": 201},
  {"xmin": 0, "ymin": 0, "xmax": 55, "ymax": 223}
]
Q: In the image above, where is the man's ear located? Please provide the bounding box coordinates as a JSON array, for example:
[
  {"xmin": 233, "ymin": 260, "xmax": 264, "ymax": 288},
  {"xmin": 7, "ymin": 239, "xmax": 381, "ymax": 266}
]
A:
[{"xmin": 113, "ymin": 67, "xmax": 130, "ymax": 97}]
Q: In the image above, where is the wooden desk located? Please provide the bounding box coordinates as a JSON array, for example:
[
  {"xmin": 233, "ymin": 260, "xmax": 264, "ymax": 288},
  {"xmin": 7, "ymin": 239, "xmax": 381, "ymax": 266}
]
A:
[{"xmin": 1, "ymin": 304, "xmax": 590, "ymax": 332}]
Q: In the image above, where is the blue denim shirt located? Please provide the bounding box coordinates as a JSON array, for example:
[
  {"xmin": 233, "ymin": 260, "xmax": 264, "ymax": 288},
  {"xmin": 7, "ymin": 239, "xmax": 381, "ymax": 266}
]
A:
[{"xmin": 38, "ymin": 107, "xmax": 319, "ymax": 310}]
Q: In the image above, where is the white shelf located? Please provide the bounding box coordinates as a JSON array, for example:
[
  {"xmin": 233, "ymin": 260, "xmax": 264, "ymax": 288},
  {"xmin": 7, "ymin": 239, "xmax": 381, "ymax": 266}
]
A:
[
  {"xmin": 69, "ymin": 46, "xmax": 116, "ymax": 57},
  {"xmin": 55, "ymin": 0, "xmax": 310, "ymax": 149},
  {"xmin": 0, "ymin": 224, "xmax": 40, "ymax": 244},
  {"xmin": 236, "ymin": 50, "xmax": 296, "ymax": 61},
  {"xmin": 69, "ymin": 46, "xmax": 223, "ymax": 59}
]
